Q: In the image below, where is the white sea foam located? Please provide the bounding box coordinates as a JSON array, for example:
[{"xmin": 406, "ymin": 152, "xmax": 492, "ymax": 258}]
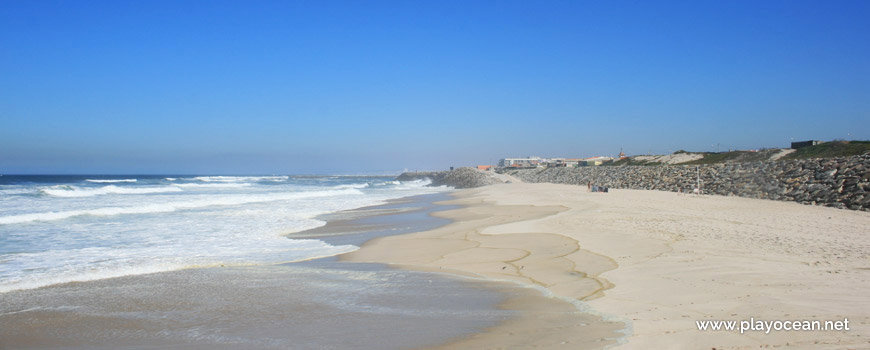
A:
[
  {"xmin": 0, "ymin": 204, "xmax": 177, "ymax": 224},
  {"xmin": 396, "ymin": 178, "xmax": 433, "ymax": 189},
  {"xmin": 0, "ymin": 187, "xmax": 33, "ymax": 195},
  {"xmin": 0, "ymin": 240, "xmax": 358, "ymax": 293},
  {"xmin": 165, "ymin": 177, "xmax": 178, "ymax": 181},
  {"xmin": 334, "ymin": 183, "xmax": 369, "ymax": 190},
  {"xmin": 174, "ymin": 183, "xmax": 253, "ymax": 188},
  {"xmin": 85, "ymin": 179, "xmax": 137, "ymax": 183},
  {"xmin": 1, "ymin": 188, "xmax": 364, "ymax": 225},
  {"xmin": 40, "ymin": 185, "xmax": 183, "ymax": 197},
  {"xmin": 369, "ymin": 180, "xmax": 402, "ymax": 187},
  {"xmin": 193, "ymin": 176, "xmax": 289, "ymax": 182},
  {"xmin": 0, "ymin": 175, "xmax": 450, "ymax": 293}
]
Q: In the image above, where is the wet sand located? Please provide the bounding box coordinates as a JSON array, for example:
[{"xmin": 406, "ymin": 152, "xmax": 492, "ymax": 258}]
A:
[
  {"xmin": 342, "ymin": 191, "xmax": 628, "ymax": 349},
  {"xmin": 342, "ymin": 183, "xmax": 870, "ymax": 349},
  {"xmin": 326, "ymin": 194, "xmax": 628, "ymax": 349}
]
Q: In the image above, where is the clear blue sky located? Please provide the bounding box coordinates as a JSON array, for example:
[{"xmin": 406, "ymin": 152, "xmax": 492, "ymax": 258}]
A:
[{"xmin": 1, "ymin": 0, "xmax": 868, "ymax": 174}]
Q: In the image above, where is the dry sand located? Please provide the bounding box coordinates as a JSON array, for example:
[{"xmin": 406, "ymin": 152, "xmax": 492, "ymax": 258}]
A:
[{"xmin": 341, "ymin": 182, "xmax": 870, "ymax": 349}]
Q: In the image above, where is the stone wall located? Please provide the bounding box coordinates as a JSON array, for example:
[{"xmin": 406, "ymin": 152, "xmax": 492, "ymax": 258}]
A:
[{"xmin": 503, "ymin": 155, "xmax": 870, "ymax": 211}]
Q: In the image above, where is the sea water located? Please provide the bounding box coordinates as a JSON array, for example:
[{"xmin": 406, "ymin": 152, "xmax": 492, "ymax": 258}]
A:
[
  {"xmin": 0, "ymin": 175, "xmax": 446, "ymax": 293},
  {"xmin": 0, "ymin": 179, "xmax": 526, "ymax": 349},
  {"xmin": 0, "ymin": 175, "xmax": 628, "ymax": 349}
]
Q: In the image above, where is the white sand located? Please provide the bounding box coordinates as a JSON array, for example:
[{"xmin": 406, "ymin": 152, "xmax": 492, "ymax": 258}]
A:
[
  {"xmin": 633, "ymin": 153, "xmax": 704, "ymax": 164},
  {"xmin": 343, "ymin": 183, "xmax": 870, "ymax": 349}
]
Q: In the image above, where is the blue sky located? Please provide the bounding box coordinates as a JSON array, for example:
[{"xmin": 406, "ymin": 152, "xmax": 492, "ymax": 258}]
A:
[{"xmin": 1, "ymin": 0, "xmax": 868, "ymax": 174}]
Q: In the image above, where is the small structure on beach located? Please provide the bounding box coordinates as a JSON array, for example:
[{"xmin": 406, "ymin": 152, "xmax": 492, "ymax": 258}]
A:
[
  {"xmin": 546, "ymin": 159, "xmax": 567, "ymax": 168},
  {"xmin": 791, "ymin": 140, "xmax": 823, "ymax": 149},
  {"xmin": 564, "ymin": 158, "xmax": 583, "ymax": 167},
  {"xmin": 582, "ymin": 156, "xmax": 614, "ymax": 166},
  {"xmin": 476, "ymin": 165, "xmax": 492, "ymax": 171}
]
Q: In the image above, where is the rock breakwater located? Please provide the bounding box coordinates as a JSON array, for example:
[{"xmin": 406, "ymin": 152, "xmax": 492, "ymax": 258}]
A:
[
  {"xmin": 396, "ymin": 167, "xmax": 503, "ymax": 189},
  {"xmin": 504, "ymin": 155, "xmax": 870, "ymax": 211}
]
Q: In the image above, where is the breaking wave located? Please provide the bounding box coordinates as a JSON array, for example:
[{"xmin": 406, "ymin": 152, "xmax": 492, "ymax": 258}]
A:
[
  {"xmin": 85, "ymin": 179, "xmax": 137, "ymax": 183},
  {"xmin": 334, "ymin": 183, "xmax": 369, "ymax": 190},
  {"xmin": 173, "ymin": 183, "xmax": 253, "ymax": 188},
  {"xmin": 40, "ymin": 185, "xmax": 183, "ymax": 198},
  {"xmin": 2, "ymin": 188, "xmax": 364, "ymax": 225},
  {"xmin": 193, "ymin": 176, "xmax": 289, "ymax": 182}
]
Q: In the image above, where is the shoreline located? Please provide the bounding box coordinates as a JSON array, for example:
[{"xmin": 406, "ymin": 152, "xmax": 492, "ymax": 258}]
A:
[
  {"xmin": 5, "ymin": 182, "xmax": 868, "ymax": 349},
  {"xmin": 341, "ymin": 188, "xmax": 629, "ymax": 349},
  {"xmin": 0, "ymin": 193, "xmax": 516, "ymax": 350},
  {"xmin": 341, "ymin": 182, "xmax": 870, "ymax": 349},
  {"xmin": 304, "ymin": 192, "xmax": 627, "ymax": 348}
]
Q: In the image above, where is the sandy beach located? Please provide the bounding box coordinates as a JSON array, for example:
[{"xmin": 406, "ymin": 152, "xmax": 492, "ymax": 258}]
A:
[{"xmin": 342, "ymin": 182, "xmax": 870, "ymax": 349}]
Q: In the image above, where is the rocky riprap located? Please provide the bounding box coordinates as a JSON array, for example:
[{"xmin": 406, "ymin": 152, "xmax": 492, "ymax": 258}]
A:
[
  {"xmin": 503, "ymin": 155, "xmax": 870, "ymax": 211},
  {"xmin": 396, "ymin": 167, "xmax": 503, "ymax": 189}
]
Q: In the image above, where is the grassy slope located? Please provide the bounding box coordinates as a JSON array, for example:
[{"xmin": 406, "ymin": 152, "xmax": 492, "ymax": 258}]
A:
[
  {"xmin": 783, "ymin": 141, "xmax": 870, "ymax": 160},
  {"xmin": 587, "ymin": 141, "xmax": 870, "ymax": 168},
  {"xmin": 681, "ymin": 150, "xmax": 776, "ymax": 165},
  {"xmin": 607, "ymin": 158, "xmax": 661, "ymax": 166}
]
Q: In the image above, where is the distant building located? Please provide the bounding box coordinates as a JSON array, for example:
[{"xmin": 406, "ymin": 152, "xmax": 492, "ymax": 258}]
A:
[
  {"xmin": 499, "ymin": 157, "xmax": 542, "ymax": 168},
  {"xmin": 791, "ymin": 140, "xmax": 822, "ymax": 149},
  {"xmin": 540, "ymin": 158, "xmax": 564, "ymax": 167},
  {"xmin": 546, "ymin": 159, "xmax": 567, "ymax": 168},
  {"xmin": 500, "ymin": 155, "xmax": 615, "ymax": 168},
  {"xmin": 476, "ymin": 165, "xmax": 492, "ymax": 171},
  {"xmin": 564, "ymin": 158, "xmax": 583, "ymax": 168},
  {"xmin": 582, "ymin": 156, "xmax": 614, "ymax": 166}
]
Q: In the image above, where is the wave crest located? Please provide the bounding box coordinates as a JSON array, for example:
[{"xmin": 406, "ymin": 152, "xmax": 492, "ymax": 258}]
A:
[
  {"xmin": 2, "ymin": 188, "xmax": 363, "ymax": 225},
  {"xmin": 174, "ymin": 183, "xmax": 252, "ymax": 188},
  {"xmin": 193, "ymin": 176, "xmax": 289, "ymax": 182},
  {"xmin": 40, "ymin": 185, "xmax": 183, "ymax": 197},
  {"xmin": 333, "ymin": 183, "xmax": 368, "ymax": 190},
  {"xmin": 85, "ymin": 179, "xmax": 137, "ymax": 183}
]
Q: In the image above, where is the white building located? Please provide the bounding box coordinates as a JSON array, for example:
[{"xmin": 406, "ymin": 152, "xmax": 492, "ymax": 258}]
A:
[
  {"xmin": 582, "ymin": 156, "xmax": 614, "ymax": 166},
  {"xmin": 498, "ymin": 157, "xmax": 542, "ymax": 168}
]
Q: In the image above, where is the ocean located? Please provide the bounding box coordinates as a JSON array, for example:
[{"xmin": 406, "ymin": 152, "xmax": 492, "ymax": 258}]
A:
[
  {"xmin": 0, "ymin": 175, "xmax": 532, "ymax": 349},
  {"xmin": 0, "ymin": 175, "xmax": 447, "ymax": 293},
  {"xmin": 0, "ymin": 174, "xmax": 625, "ymax": 349}
]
